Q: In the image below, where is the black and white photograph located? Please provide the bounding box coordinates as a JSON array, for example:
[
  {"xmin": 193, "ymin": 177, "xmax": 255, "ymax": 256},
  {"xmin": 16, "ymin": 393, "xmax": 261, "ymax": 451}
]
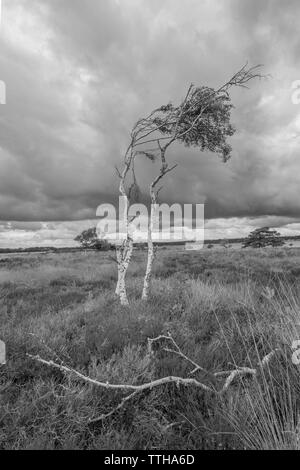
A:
[{"xmin": 1, "ymin": 0, "xmax": 300, "ymax": 454}]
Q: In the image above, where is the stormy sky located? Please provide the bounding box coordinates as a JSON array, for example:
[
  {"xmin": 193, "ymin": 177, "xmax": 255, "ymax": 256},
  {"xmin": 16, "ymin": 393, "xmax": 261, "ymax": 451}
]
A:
[{"xmin": 1, "ymin": 0, "xmax": 300, "ymax": 247}]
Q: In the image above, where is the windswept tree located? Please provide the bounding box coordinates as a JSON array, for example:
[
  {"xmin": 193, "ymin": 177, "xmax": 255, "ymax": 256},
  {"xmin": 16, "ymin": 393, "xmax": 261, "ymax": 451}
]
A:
[
  {"xmin": 138, "ymin": 65, "xmax": 264, "ymax": 299},
  {"xmin": 115, "ymin": 64, "xmax": 265, "ymax": 305},
  {"xmin": 242, "ymin": 227, "xmax": 285, "ymax": 248}
]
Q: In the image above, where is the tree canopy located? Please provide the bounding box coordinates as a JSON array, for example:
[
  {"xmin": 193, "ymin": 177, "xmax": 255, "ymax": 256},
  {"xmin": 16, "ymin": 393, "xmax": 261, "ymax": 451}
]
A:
[
  {"xmin": 242, "ymin": 227, "xmax": 285, "ymax": 249},
  {"xmin": 150, "ymin": 86, "xmax": 235, "ymax": 161}
]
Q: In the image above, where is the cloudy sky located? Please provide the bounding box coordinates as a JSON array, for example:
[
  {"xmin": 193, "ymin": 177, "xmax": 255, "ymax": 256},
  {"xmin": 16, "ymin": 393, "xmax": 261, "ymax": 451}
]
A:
[{"xmin": 1, "ymin": 0, "xmax": 300, "ymax": 247}]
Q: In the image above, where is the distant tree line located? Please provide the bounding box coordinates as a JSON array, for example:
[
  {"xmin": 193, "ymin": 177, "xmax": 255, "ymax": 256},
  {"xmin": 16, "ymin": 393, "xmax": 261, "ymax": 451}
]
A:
[{"xmin": 0, "ymin": 226, "xmax": 292, "ymax": 255}]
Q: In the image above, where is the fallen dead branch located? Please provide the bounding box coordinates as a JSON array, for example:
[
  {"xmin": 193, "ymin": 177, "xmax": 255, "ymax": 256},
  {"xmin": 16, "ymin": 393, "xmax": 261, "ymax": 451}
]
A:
[
  {"xmin": 148, "ymin": 335, "xmax": 279, "ymax": 392},
  {"xmin": 27, "ymin": 353, "xmax": 213, "ymax": 393},
  {"xmin": 27, "ymin": 335, "xmax": 279, "ymax": 422}
]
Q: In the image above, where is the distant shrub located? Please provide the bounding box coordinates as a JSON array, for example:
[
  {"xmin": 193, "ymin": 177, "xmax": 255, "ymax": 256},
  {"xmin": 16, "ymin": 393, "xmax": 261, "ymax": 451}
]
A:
[
  {"xmin": 74, "ymin": 227, "xmax": 113, "ymax": 251},
  {"xmin": 243, "ymin": 227, "xmax": 285, "ymax": 249}
]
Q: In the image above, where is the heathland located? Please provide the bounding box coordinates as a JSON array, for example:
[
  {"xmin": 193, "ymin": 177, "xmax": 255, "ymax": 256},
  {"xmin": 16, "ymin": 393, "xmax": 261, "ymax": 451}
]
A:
[{"xmin": 1, "ymin": 247, "xmax": 300, "ymax": 450}]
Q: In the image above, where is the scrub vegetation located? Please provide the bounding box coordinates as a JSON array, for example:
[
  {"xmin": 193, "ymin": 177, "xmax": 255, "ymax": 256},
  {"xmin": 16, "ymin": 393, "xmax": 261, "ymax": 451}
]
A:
[{"xmin": 1, "ymin": 247, "xmax": 300, "ymax": 450}]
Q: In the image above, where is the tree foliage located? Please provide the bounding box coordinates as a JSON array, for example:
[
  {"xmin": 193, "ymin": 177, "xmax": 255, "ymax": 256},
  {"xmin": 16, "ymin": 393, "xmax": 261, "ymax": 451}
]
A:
[
  {"xmin": 151, "ymin": 87, "xmax": 235, "ymax": 161},
  {"xmin": 130, "ymin": 65, "xmax": 264, "ymax": 166},
  {"xmin": 242, "ymin": 227, "xmax": 285, "ymax": 249}
]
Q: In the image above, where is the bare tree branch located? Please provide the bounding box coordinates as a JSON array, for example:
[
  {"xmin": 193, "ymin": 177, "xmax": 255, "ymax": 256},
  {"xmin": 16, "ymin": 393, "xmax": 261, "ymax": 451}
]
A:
[{"xmin": 27, "ymin": 334, "xmax": 279, "ymax": 423}]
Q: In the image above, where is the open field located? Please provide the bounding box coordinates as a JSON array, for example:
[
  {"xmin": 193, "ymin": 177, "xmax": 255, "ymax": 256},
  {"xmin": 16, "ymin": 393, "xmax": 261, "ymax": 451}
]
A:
[{"xmin": 1, "ymin": 247, "xmax": 300, "ymax": 450}]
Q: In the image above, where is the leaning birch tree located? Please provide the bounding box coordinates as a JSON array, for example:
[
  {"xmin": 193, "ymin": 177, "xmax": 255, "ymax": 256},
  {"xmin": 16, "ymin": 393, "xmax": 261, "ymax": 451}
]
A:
[
  {"xmin": 138, "ymin": 64, "xmax": 264, "ymax": 300},
  {"xmin": 114, "ymin": 64, "xmax": 264, "ymax": 305},
  {"xmin": 114, "ymin": 117, "xmax": 157, "ymax": 305}
]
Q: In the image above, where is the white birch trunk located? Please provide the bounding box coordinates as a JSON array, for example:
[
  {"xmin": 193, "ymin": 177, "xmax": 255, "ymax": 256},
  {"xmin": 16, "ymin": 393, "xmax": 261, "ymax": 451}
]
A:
[
  {"xmin": 115, "ymin": 229, "xmax": 133, "ymax": 305},
  {"xmin": 142, "ymin": 200, "xmax": 156, "ymax": 300},
  {"xmin": 142, "ymin": 237, "xmax": 154, "ymax": 300},
  {"xmin": 142, "ymin": 148, "xmax": 168, "ymax": 301},
  {"xmin": 118, "ymin": 266, "xmax": 127, "ymax": 305},
  {"xmin": 115, "ymin": 159, "xmax": 134, "ymax": 305},
  {"xmin": 115, "ymin": 248, "xmax": 122, "ymax": 296},
  {"xmin": 117, "ymin": 239, "xmax": 133, "ymax": 306}
]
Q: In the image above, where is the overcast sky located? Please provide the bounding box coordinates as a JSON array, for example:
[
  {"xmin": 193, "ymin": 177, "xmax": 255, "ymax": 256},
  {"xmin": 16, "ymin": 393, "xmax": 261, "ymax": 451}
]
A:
[{"xmin": 1, "ymin": 0, "xmax": 300, "ymax": 247}]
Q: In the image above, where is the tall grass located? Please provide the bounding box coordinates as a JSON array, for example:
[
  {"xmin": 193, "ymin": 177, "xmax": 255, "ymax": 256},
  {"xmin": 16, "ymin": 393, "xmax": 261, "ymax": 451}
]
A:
[
  {"xmin": 1, "ymin": 248, "xmax": 300, "ymax": 449},
  {"xmin": 215, "ymin": 281, "xmax": 300, "ymax": 450}
]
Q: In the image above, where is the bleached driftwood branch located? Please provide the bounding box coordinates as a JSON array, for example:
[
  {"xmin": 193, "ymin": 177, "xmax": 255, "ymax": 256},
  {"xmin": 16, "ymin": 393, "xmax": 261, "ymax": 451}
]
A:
[
  {"xmin": 148, "ymin": 335, "xmax": 279, "ymax": 392},
  {"xmin": 27, "ymin": 352, "xmax": 213, "ymax": 423},
  {"xmin": 27, "ymin": 335, "xmax": 279, "ymax": 422},
  {"xmin": 27, "ymin": 353, "xmax": 213, "ymax": 393}
]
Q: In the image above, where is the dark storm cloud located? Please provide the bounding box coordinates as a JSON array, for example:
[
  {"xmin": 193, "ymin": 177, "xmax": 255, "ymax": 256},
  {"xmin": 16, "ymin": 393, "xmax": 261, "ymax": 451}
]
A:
[{"xmin": 1, "ymin": 0, "xmax": 300, "ymax": 246}]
